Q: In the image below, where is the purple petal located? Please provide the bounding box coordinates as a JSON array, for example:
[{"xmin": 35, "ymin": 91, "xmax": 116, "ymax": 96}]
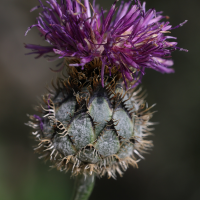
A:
[{"xmin": 25, "ymin": 0, "xmax": 188, "ymax": 87}]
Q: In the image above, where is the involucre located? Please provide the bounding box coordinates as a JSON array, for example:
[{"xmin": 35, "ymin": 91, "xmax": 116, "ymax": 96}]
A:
[{"xmin": 26, "ymin": 63, "xmax": 154, "ymax": 178}]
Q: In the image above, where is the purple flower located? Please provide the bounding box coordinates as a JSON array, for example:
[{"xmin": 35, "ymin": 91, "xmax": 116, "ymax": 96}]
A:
[{"xmin": 25, "ymin": 0, "xmax": 187, "ymax": 87}]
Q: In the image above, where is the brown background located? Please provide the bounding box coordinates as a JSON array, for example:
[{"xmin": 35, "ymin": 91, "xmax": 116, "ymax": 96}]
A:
[{"xmin": 0, "ymin": 0, "xmax": 199, "ymax": 200}]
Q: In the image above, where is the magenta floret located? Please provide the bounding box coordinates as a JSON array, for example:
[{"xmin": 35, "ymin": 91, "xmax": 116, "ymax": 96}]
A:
[{"xmin": 25, "ymin": 0, "xmax": 187, "ymax": 87}]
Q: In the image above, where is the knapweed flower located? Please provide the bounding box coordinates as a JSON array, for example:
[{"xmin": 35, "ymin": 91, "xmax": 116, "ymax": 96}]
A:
[
  {"xmin": 25, "ymin": 0, "xmax": 187, "ymax": 88},
  {"xmin": 25, "ymin": 1, "xmax": 187, "ymax": 199}
]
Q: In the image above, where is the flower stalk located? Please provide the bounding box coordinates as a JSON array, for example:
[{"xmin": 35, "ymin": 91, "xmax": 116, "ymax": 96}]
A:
[{"xmin": 71, "ymin": 174, "xmax": 95, "ymax": 200}]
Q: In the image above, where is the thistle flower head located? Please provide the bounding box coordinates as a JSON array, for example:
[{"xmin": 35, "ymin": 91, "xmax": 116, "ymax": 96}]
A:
[{"xmin": 25, "ymin": 0, "xmax": 187, "ymax": 87}]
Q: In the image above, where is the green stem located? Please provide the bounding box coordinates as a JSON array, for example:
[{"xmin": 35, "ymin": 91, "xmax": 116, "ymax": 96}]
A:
[{"xmin": 70, "ymin": 174, "xmax": 95, "ymax": 200}]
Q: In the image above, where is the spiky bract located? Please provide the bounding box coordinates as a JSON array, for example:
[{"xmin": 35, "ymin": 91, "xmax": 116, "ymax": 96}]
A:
[{"xmin": 26, "ymin": 66, "xmax": 154, "ymax": 178}]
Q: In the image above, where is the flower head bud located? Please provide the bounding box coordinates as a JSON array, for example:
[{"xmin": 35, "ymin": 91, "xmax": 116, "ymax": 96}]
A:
[{"xmin": 26, "ymin": 68, "xmax": 154, "ymax": 178}]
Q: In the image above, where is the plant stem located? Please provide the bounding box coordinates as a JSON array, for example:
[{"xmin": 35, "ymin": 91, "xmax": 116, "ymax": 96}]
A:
[{"xmin": 70, "ymin": 174, "xmax": 95, "ymax": 200}]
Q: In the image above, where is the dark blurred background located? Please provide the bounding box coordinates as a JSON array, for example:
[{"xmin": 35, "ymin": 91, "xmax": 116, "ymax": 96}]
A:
[{"xmin": 0, "ymin": 0, "xmax": 199, "ymax": 199}]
